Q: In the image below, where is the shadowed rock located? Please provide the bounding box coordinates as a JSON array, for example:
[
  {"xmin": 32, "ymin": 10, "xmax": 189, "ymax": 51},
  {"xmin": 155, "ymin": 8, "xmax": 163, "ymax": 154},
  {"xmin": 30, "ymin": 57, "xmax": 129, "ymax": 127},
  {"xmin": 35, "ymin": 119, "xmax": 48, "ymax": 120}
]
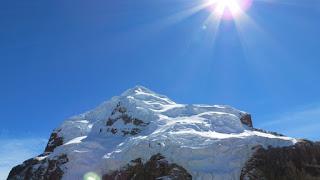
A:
[
  {"xmin": 44, "ymin": 129, "xmax": 63, "ymax": 152},
  {"xmin": 7, "ymin": 154, "xmax": 68, "ymax": 180},
  {"xmin": 241, "ymin": 140, "xmax": 320, "ymax": 180},
  {"xmin": 103, "ymin": 154, "xmax": 192, "ymax": 180},
  {"xmin": 105, "ymin": 102, "xmax": 149, "ymax": 136},
  {"xmin": 240, "ymin": 113, "xmax": 253, "ymax": 127}
]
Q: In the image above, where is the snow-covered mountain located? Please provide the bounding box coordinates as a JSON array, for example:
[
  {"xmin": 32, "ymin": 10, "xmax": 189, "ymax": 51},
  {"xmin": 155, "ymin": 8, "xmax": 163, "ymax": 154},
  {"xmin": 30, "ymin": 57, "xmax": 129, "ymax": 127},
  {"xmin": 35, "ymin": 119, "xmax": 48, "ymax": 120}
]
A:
[{"xmin": 7, "ymin": 86, "xmax": 320, "ymax": 180}]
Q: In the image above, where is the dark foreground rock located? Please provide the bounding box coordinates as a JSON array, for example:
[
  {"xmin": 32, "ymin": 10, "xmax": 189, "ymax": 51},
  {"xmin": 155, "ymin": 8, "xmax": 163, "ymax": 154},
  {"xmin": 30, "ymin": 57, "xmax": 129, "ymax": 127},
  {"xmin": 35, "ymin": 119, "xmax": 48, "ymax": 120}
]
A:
[
  {"xmin": 241, "ymin": 140, "xmax": 320, "ymax": 180},
  {"xmin": 103, "ymin": 153, "xmax": 192, "ymax": 180},
  {"xmin": 7, "ymin": 154, "xmax": 68, "ymax": 180}
]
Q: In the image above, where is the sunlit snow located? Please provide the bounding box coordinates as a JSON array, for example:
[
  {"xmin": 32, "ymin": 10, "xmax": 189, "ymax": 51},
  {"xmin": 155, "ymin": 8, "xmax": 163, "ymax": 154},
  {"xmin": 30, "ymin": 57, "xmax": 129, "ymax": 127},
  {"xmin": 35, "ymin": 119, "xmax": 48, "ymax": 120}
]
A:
[{"xmin": 43, "ymin": 86, "xmax": 296, "ymax": 180}]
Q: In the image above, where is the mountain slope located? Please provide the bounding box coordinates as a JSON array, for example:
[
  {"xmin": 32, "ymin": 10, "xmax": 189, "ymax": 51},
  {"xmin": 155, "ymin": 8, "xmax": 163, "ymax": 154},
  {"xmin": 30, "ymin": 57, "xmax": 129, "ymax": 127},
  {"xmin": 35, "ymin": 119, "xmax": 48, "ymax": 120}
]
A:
[{"xmin": 8, "ymin": 86, "xmax": 312, "ymax": 180}]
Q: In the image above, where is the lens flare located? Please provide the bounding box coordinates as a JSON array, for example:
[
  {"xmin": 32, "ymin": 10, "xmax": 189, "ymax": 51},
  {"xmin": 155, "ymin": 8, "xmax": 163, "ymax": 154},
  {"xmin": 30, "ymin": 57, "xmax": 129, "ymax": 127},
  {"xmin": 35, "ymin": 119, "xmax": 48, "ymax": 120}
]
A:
[
  {"xmin": 83, "ymin": 172, "xmax": 101, "ymax": 180},
  {"xmin": 207, "ymin": 0, "xmax": 253, "ymax": 19}
]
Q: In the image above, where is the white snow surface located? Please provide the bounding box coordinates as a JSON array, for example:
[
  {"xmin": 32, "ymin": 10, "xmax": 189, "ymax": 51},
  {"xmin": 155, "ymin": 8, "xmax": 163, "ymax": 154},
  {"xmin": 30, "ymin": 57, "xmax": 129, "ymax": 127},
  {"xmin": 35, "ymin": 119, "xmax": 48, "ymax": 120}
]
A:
[{"xmin": 46, "ymin": 86, "xmax": 296, "ymax": 180}]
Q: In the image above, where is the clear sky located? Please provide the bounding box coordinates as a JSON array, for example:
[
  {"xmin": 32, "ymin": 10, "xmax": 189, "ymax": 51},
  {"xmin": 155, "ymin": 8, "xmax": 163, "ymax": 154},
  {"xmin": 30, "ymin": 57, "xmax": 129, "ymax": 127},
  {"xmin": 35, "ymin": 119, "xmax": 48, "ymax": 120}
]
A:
[{"xmin": 1, "ymin": 0, "xmax": 320, "ymax": 178}]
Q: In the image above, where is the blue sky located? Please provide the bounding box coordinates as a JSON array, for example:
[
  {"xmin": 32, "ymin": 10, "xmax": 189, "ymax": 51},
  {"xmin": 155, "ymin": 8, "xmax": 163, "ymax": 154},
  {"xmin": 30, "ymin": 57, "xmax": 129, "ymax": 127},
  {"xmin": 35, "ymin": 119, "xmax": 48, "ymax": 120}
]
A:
[{"xmin": 1, "ymin": 0, "xmax": 320, "ymax": 178}]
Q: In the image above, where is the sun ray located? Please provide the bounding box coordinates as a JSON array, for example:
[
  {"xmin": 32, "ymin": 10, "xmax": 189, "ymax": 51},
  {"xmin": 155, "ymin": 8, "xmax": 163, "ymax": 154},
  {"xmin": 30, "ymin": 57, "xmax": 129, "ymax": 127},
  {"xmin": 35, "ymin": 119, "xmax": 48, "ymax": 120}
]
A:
[
  {"xmin": 119, "ymin": 0, "xmax": 304, "ymax": 51},
  {"xmin": 161, "ymin": 2, "xmax": 211, "ymax": 26},
  {"xmin": 202, "ymin": 11, "xmax": 223, "ymax": 46},
  {"xmin": 254, "ymin": 0, "xmax": 308, "ymax": 6}
]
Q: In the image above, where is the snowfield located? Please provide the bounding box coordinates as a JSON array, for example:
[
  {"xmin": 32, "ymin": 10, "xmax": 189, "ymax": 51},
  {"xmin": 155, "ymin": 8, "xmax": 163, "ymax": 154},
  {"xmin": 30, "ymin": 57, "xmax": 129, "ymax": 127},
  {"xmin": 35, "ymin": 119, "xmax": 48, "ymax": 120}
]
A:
[{"xmin": 46, "ymin": 86, "xmax": 296, "ymax": 180}]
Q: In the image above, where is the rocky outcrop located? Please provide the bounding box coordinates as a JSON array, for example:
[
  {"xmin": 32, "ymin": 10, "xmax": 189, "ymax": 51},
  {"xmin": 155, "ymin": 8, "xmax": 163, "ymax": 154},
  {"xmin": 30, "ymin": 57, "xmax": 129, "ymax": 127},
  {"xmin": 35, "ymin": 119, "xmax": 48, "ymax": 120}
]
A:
[
  {"xmin": 7, "ymin": 154, "xmax": 68, "ymax": 180},
  {"xmin": 241, "ymin": 140, "xmax": 320, "ymax": 180},
  {"xmin": 44, "ymin": 129, "xmax": 63, "ymax": 152},
  {"xmin": 240, "ymin": 113, "xmax": 253, "ymax": 127},
  {"xmin": 104, "ymin": 102, "xmax": 149, "ymax": 136},
  {"xmin": 103, "ymin": 154, "xmax": 192, "ymax": 180}
]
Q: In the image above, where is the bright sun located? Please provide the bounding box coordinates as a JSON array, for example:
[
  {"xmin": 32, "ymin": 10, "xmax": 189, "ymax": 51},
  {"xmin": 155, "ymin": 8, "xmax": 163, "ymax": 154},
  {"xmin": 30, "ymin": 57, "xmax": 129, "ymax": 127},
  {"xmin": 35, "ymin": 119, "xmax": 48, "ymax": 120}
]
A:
[{"xmin": 207, "ymin": 0, "xmax": 253, "ymax": 19}]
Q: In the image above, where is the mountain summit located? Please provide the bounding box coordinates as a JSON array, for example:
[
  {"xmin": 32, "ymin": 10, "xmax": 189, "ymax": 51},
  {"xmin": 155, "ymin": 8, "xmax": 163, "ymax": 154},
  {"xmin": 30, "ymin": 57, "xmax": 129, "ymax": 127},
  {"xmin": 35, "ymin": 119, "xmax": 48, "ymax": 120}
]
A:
[{"xmin": 8, "ymin": 86, "xmax": 320, "ymax": 180}]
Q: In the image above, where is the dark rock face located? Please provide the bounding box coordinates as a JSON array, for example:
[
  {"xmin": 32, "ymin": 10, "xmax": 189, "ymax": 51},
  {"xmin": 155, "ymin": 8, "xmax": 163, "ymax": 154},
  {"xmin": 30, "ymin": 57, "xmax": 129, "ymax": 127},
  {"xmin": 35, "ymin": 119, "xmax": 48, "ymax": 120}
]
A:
[
  {"xmin": 44, "ymin": 129, "xmax": 63, "ymax": 152},
  {"xmin": 104, "ymin": 103, "xmax": 149, "ymax": 136},
  {"xmin": 241, "ymin": 140, "xmax": 320, "ymax": 180},
  {"xmin": 240, "ymin": 113, "xmax": 253, "ymax": 127},
  {"xmin": 7, "ymin": 154, "xmax": 68, "ymax": 180},
  {"xmin": 8, "ymin": 125, "xmax": 67, "ymax": 180},
  {"xmin": 103, "ymin": 154, "xmax": 192, "ymax": 180}
]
